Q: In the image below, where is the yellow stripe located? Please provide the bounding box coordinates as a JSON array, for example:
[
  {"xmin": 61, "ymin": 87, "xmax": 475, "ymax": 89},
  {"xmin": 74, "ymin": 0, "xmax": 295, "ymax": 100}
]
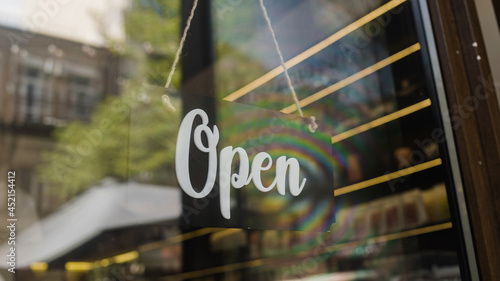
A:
[
  {"xmin": 211, "ymin": 228, "xmax": 244, "ymax": 242},
  {"xmin": 65, "ymin": 262, "xmax": 94, "ymax": 272},
  {"xmin": 324, "ymin": 222, "xmax": 452, "ymax": 252},
  {"xmin": 162, "ymin": 259, "xmax": 264, "ymax": 281},
  {"xmin": 331, "ymin": 99, "xmax": 432, "ymax": 144},
  {"xmin": 281, "ymin": 43, "xmax": 421, "ymax": 113},
  {"xmin": 139, "ymin": 228, "xmax": 222, "ymax": 252},
  {"xmin": 161, "ymin": 222, "xmax": 452, "ymax": 280},
  {"xmin": 113, "ymin": 251, "xmax": 139, "ymax": 263},
  {"xmin": 223, "ymin": 0, "xmax": 407, "ymax": 102},
  {"xmin": 30, "ymin": 262, "xmax": 48, "ymax": 272},
  {"xmin": 65, "ymin": 251, "xmax": 139, "ymax": 272},
  {"xmin": 334, "ymin": 158, "xmax": 442, "ymax": 196}
]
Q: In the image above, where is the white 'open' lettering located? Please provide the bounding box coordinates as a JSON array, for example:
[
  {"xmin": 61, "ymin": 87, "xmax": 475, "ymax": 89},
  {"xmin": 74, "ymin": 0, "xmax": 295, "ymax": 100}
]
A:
[{"xmin": 176, "ymin": 109, "xmax": 307, "ymax": 219}]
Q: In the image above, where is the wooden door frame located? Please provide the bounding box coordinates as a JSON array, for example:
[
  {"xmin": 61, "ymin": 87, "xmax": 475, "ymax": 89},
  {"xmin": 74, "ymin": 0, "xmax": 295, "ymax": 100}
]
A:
[{"xmin": 427, "ymin": 0, "xmax": 500, "ymax": 280}]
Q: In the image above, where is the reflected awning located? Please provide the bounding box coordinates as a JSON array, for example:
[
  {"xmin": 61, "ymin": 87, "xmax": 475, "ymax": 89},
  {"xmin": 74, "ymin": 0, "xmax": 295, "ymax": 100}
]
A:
[{"xmin": 0, "ymin": 181, "xmax": 180, "ymax": 269}]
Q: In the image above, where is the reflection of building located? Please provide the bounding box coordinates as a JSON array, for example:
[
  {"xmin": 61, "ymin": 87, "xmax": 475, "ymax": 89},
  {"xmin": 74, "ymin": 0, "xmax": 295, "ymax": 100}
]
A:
[
  {"xmin": 0, "ymin": 25, "xmax": 121, "ymax": 219},
  {"xmin": 0, "ymin": 26, "xmax": 120, "ymax": 125}
]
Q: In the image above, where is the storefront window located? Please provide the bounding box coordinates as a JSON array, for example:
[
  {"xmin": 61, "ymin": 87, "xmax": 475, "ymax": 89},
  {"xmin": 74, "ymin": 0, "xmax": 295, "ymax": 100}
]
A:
[
  {"xmin": 176, "ymin": 0, "xmax": 470, "ymax": 280},
  {"xmin": 2, "ymin": 0, "xmax": 494, "ymax": 280}
]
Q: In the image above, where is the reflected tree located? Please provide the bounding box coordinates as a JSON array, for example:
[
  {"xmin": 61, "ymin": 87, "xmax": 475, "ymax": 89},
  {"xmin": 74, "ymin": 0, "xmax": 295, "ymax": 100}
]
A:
[{"xmin": 39, "ymin": 0, "xmax": 182, "ymax": 201}]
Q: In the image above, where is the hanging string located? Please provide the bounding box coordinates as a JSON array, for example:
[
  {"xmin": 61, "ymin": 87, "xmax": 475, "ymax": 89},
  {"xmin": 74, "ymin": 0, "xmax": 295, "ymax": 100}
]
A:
[
  {"xmin": 162, "ymin": 0, "xmax": 318, "ymax": 133},
  {"xmin": 162, "ymin": 0, "xmax": 199, "ymax": 111},
  {"xmin": 258, "ymin": 0, "xmax": 318, "ymax": 133}
]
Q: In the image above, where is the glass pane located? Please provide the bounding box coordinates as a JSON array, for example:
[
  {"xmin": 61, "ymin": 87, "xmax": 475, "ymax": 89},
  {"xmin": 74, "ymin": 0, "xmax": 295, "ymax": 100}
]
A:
[
  {"xmin": 199, "ymin": 0, "xmax": 464, "ymax": 280},
  {"xmin": 0, "ymin": 1, "xmax": 473, "ymax": 281}
]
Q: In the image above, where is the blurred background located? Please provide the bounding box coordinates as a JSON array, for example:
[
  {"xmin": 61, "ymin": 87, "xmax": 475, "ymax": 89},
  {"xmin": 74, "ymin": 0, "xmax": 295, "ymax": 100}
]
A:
[{"xmin": 0, "ymin": 0, "xmax": 499, "ymax": 280}]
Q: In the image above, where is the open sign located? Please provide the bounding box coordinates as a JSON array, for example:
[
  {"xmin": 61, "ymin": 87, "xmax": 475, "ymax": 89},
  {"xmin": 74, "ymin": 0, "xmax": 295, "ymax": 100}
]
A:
[
  {"xmin": 174, "ymin": 99, "xmax": 335, "ymax": 231},
  {"xmin": 176, "ymin": 108, "xmax": 308, "ymax": 219}
]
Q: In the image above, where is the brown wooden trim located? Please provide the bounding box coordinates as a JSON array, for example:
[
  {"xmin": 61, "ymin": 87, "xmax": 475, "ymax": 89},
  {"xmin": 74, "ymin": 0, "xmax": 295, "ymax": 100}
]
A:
[{"xmin": 427, "ymin": 0, "xmax": 500, "ymax": 280}]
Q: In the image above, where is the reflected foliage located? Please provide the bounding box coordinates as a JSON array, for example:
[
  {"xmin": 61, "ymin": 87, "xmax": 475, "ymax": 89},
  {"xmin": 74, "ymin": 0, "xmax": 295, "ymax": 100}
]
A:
[{"xmin": 39, "ymin": 0, "xmax": 181, "ymax": 200}]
